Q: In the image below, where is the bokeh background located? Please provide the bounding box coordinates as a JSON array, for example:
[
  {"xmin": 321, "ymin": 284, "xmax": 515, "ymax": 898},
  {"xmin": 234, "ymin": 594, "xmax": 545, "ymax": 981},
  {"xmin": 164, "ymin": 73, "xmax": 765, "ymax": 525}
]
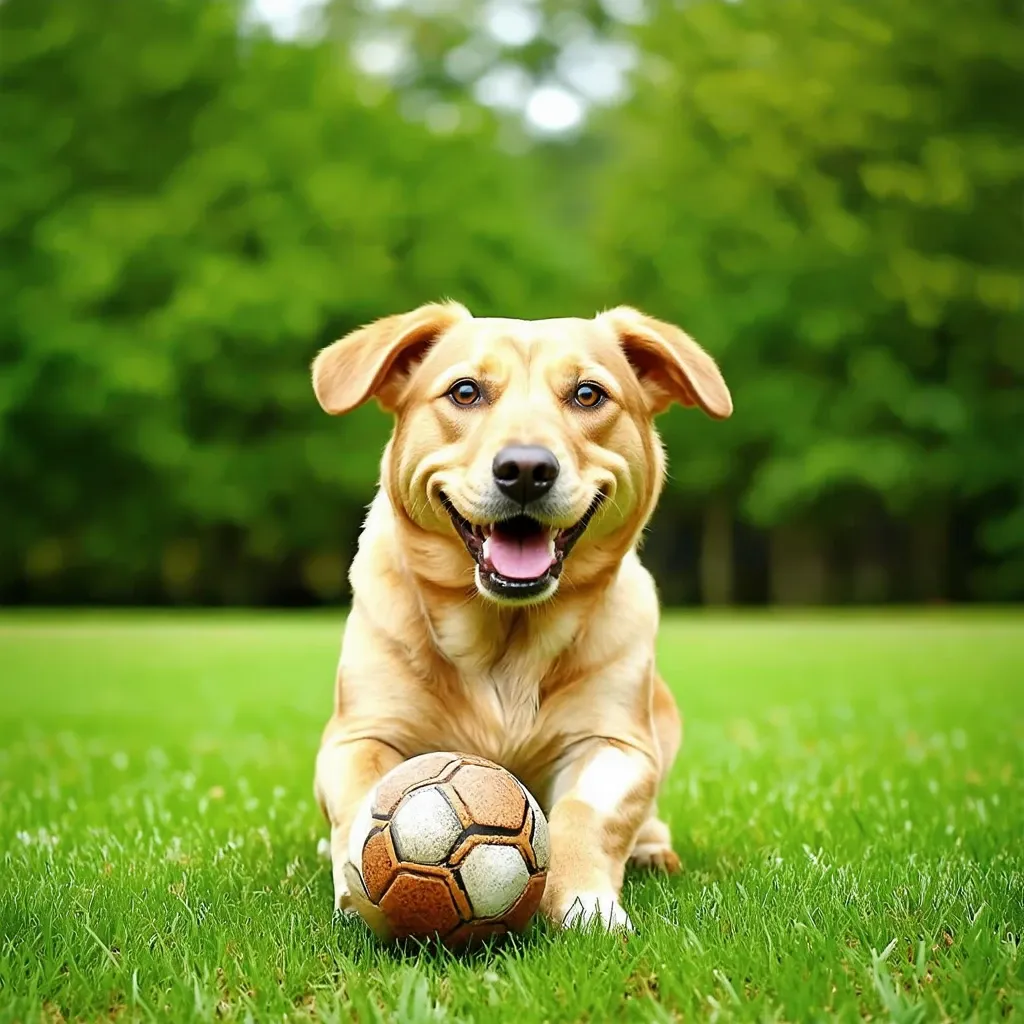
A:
[{"xmin": 2, "ymin": 0, "xmax": 1021, "ymax": 608}]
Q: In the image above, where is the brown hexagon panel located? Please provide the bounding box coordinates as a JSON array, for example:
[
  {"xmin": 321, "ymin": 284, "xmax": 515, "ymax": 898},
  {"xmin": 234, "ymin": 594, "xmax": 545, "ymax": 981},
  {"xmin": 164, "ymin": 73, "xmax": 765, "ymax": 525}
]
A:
[
  {"xmin": 372, "ymin": 860, "xmax": 473, "ymax": 921},
  {"xmin": 451, "ymin": 753, "xmax": 503, "ymax": 769},
  {"xmin": 361, "ymin": 826, "xmax": 399, "ymax": 902},
  {"xmin": 431, "ymin": 753, "xmax": 507, "ymax": 792},
  {"xmin": 449, "ymin": 764, "xmax": 526, "ymax": 831},
  {"xmin": 444, "ymin": 921, "xmax": 508, "ymax": 949},
  {"xmin": 379, "ymin": 870, "xmax": 461, "ymax": 938},
  {"xmin": 503, "ymin": 872, "xmax": 546, "ymax": 933},
  {"xmin": 372, "ymin": 752, "xmax": 460, "ymax": 817},
  {"xmin": 344, "ymin": 863, "xmax": 394, "ymax": 942}
]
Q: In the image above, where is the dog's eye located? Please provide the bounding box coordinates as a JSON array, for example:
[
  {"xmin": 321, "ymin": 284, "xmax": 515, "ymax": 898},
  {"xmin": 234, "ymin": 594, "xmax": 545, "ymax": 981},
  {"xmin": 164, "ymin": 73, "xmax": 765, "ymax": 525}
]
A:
[
  {"xmin": 573, "ymin": 382, "xmax": 606, "ymax": 409},
  {"xmin": 448, "ymin": 379, "xmax": 482, "ymax": 406}
]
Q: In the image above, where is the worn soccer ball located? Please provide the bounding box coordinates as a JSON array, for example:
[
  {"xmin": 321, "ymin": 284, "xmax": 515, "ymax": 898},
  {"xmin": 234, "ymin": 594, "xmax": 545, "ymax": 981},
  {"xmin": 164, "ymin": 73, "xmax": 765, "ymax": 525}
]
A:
[{"xmin": 343, "ymin": 752, "xmax": 549, "ymax": 946}]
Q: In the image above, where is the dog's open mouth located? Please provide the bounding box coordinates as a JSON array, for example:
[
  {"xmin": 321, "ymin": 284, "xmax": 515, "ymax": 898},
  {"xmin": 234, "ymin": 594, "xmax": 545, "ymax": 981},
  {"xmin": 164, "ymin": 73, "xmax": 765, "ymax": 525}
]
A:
[{"xmin": 441, "ymin": 493, "xmax": 604, "ymax": 599}]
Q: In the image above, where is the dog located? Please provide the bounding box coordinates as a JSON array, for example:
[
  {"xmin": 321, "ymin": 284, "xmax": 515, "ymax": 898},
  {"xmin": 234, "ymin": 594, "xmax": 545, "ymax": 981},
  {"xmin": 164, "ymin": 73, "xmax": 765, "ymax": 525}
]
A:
[{"xmin": 312, "ymin": 302, "xmax": 732, "ymax": 931}]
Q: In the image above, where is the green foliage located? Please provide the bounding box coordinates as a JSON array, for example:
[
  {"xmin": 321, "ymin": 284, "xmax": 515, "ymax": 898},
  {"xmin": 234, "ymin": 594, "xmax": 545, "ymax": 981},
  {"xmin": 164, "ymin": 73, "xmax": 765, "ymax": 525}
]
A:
[
  {"xmin": 0, "ymin": 0, "xmax": 580, "ymax": 603},
  {"xmin": 593, "ymin": 0, "xmax": 1024, "ymax": 594},
  {"xmin": 1, "ymin": 0, "xmax": 1021, "ymax": 602}
]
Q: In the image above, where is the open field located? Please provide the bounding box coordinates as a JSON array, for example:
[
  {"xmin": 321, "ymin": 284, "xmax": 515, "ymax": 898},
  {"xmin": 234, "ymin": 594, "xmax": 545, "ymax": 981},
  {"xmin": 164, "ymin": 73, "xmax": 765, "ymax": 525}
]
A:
[{"xmin": 1, "ymin": 611, "xmax": 1021, "ymax": 1022}]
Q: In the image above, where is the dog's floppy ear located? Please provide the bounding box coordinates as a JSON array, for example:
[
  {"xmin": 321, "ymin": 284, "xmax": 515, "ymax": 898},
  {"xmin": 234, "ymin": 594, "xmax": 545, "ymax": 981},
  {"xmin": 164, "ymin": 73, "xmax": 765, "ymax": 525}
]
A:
[
  {"xmin": 312, "ymin": 301, "xmax": 471, "ymax": 415},
  {"xmin": 598, "ymin": 306, "xmax": 733, "ymax": 419}
]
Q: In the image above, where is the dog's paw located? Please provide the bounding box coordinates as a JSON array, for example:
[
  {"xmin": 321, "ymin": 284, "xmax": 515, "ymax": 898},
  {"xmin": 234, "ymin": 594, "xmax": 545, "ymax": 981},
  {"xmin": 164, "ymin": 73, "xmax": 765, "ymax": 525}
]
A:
[
  {"xmin": 332, "ymin": 887, "xmax": 359, "ymax": 919},
  {"xmin": 629, "ymin": 842, "xmax": 681, "ymax": 874},
  {"xmin": 333, "ymin": 880, "xmax": 362, "ymax": 918},
  {"xmin": 317, "ymin": 836, "xmax": 332, "ymax": 862},
  {"xmin": 560, "ymin": 892, "xmax": 634, "ymax": 933},
  {"xmin": 330, "ymin": 834, "xmax": 360, "ymax": 913},
  {"xmin": 333, "ymin": 882, "xmax": 352, "ymax": 912}
]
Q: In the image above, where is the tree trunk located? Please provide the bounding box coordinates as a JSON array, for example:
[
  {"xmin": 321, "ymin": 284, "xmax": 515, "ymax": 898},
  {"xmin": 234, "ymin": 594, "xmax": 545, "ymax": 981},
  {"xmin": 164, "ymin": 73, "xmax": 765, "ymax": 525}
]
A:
[
  {"xmin": 700, "ymin": 498, "xmax": 733, "ymax": 606},
  {"xmin": 769, "ymin": 524, "xmax": 829, "ymax": 605},
  {"xmin": 909, "ymin": 513, "xmax": 949, "ymax": 601}
]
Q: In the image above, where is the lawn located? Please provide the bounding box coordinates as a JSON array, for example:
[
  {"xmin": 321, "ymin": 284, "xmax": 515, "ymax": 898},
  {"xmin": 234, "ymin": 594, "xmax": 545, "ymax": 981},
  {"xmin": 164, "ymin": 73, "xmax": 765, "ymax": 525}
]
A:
[{"xmin": 0, "ymin": 611, "xmax": 1021, "ymax": 1023}]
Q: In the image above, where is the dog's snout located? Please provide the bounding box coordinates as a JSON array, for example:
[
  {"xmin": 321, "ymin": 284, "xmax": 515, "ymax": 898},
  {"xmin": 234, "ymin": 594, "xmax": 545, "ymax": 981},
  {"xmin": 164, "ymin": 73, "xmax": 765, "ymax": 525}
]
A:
[{"xmin": 492, "ymin": 445, "xmax": 560, "ymax": 505}]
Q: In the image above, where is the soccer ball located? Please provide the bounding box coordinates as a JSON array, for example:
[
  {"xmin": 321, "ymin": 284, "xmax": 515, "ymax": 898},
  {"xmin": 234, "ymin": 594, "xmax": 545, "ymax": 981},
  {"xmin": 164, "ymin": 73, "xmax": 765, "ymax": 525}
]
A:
[{"xmin": 343, "ymin": 752, "xmax": 549, "ymax": 946}]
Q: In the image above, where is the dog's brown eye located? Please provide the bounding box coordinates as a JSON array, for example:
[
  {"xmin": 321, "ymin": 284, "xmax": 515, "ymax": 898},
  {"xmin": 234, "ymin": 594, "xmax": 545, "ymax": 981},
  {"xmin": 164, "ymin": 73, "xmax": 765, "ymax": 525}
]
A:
[
  {"xmin": 448, "ymin": 379, "xmax": 482, "ymax": 406},
  {"xmin": 574, "ymin": 382, "xmax": 606, "ymax": 409}
]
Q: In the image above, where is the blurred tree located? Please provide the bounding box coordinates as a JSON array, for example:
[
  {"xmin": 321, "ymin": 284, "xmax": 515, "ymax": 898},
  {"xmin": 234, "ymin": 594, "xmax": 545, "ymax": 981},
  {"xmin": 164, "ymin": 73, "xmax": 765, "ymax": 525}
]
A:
[
  {"xmin": 1, "ymin": 0, "xmax": 1021, "ymax": 605},
  {"xmin": 327, "ymin": 0, "xmax": 640, "ymax": 142},
  {"xmin": 592, "ymin": 0, "xmax": 1024, "ymax": 601},
  {"xmin": 0, "ymin": 0, "xmax": 581, "ymax": 603}
]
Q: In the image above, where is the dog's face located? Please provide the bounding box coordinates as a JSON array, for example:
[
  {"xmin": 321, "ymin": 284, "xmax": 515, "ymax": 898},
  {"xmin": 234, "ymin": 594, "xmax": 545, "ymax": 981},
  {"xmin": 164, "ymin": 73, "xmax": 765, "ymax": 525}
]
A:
[{"xmin": 313, "ymin": 304, "xmax": 731, "ymax": 604}]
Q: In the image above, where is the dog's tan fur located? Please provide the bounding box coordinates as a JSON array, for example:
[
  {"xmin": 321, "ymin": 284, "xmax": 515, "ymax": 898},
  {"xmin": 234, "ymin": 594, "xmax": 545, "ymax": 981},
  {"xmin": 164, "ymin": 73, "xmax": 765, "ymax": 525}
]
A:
[{"xmin": 312, "ymin": 303, "xmax": 731, "ymax": 930}]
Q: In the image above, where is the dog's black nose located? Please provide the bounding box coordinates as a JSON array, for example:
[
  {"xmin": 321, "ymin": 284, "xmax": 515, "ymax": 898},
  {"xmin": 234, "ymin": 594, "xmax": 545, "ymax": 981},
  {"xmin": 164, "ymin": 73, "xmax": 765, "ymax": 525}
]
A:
[{"xmin": 492, "ymin": 445, "xmax": 560, "ymax": 505}]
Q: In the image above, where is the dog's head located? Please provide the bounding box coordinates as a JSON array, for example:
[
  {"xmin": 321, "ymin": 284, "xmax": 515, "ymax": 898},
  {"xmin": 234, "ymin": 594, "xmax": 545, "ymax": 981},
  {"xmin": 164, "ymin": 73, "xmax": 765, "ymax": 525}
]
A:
[{"xmin": 313, "ymin": 303, "xmax": 731, "ymax": 605}]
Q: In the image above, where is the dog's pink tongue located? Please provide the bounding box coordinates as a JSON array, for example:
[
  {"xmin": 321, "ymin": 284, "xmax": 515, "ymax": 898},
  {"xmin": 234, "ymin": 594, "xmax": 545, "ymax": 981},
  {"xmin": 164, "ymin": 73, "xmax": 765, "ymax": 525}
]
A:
[{"xmin": 485, "ymin": 530, "xmax": 554, "ymax": 580}]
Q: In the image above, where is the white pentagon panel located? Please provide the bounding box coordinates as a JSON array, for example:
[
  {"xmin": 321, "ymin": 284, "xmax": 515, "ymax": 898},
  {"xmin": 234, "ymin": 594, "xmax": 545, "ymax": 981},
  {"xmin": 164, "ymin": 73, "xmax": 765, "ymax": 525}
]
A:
[
  {"xmin": 522, "ymin": 785, "xmax": 549, "ymax": 869},
  {"xmin": 347, "ymin": 787, "xmax": 377, "ymax": 870},
  {"xmin": 390, "ymin": 786, "xmax": 463, "ymax": 865},
  {"xmin": 459, "ymin": 843, "xmax": 529, "ymax": 918}
]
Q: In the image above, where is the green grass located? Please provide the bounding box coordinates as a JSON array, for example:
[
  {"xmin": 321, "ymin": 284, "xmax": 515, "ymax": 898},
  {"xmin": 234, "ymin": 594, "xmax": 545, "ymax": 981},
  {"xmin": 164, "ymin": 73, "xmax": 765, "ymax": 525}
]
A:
[{"xmin": 1, "ymin": 611, "xmax": 1022, "ymax": 1023}]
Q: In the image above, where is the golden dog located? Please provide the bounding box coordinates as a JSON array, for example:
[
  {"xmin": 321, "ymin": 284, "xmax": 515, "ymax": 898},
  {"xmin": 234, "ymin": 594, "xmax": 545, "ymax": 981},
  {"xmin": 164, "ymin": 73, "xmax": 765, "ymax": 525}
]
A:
[{"xmin": 312, "ymin": 302, "xmax": 731, "ymax": 931}]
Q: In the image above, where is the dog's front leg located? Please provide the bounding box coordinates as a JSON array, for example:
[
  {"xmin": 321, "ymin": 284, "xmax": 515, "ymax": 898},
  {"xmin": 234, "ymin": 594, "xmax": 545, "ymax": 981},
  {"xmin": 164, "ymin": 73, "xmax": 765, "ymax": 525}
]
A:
[
  {"xmin": 314, "ymin": 733, "xmax": 403, "ymax": 912},
  {"xmin": 541, "ymin": 739, "xmax": 658, "ymax": 933}
]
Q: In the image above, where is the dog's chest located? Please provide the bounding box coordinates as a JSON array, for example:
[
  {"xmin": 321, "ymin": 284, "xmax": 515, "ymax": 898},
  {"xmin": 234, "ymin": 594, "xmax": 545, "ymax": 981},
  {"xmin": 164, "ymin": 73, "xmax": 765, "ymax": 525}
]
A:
[
  {"xmin": 445, "ymin": 654, "xmax": 545, "ymax": 757},
  {"xmin": 432, "ymin": 612, "xmax": 579, "ymax": 781}
]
